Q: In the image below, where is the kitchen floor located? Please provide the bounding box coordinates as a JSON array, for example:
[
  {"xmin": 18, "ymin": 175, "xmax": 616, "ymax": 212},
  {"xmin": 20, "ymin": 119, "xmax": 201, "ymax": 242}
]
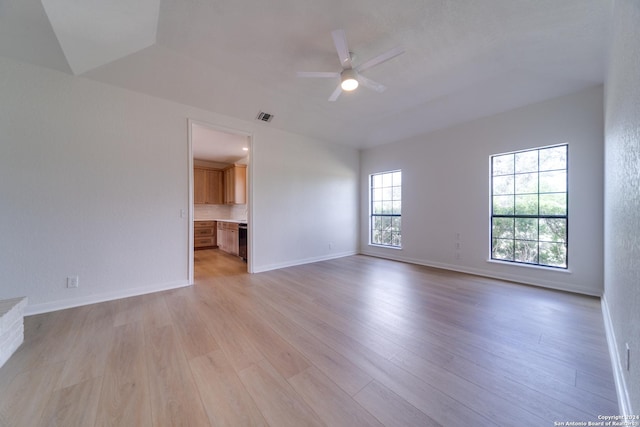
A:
[{"xmin": 194, "ymin": 248, "xmax": 247, "ymax": 280}]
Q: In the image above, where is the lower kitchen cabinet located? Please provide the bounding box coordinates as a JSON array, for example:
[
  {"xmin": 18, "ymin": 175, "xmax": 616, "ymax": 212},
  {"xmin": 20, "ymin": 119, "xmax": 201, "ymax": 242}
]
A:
[
  {"xmin": 217, "ymin": 221, "xmax": 239, "ymax": 256},
  {"xmin": 194, "ymin": 221, "xmax": 217, "ymax": 249}
]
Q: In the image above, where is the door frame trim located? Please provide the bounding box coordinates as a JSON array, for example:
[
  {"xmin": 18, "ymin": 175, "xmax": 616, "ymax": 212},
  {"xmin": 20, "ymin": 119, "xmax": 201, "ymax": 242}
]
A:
[{"xmin": 187, "ymin": 118, "xmax": 253, "ymax": 284}]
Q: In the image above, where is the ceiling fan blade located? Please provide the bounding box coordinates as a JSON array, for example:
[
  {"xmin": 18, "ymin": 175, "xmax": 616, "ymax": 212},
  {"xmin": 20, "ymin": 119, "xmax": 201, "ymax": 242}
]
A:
[
  {"xmin": 328, "ymin": 84, "xmax": 342, "ymax": 102},
  {"xmin": 355, "ymin": 46, "xmax": 405, "ymax": 73},
  {"xmin": 297, "ymin": 71, "xmax": 340, "ymax": 78},
  {"xmin": 331, "ymin": 29, "xmax": 352, "ymax": 69},
  {"xmin": 358, "ymin": 75, "xmax": 387, "ymax": 93}
]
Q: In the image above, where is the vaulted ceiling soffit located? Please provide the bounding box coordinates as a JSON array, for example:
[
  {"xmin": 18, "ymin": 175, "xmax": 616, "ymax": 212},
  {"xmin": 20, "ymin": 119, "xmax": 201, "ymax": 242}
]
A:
[{"xmin": 41, "ymin": 0, "xmax": 160, "ymax": 75}]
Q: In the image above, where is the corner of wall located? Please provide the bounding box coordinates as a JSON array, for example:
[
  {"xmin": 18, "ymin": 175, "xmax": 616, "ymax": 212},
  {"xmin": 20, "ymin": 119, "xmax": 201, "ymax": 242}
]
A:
[{"xmin": 601, "ymin": 294, "xmax": 633, "ymax": 415}]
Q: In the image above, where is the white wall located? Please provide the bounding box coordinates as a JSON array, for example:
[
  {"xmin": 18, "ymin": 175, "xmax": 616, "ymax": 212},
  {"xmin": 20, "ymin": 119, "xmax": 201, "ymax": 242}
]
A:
[
  {"xmin": 0, "ymin": 55, "xmax": 359, "ymax": 314},
  {"xmin": 603, "ymin": 0, "xmax": 640, "ymax": 415},
  {"xmin": 251, "ymin": 129, "xmax": 359, "ymax": 271},
  {"xmin": 360, "ymin": 86, "xmax": 604, "ymax": 296}
]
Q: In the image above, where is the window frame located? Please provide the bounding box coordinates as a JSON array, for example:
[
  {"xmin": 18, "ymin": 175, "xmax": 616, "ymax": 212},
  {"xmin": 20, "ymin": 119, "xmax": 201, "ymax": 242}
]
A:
[
  {"xmin": 369, "ymin": 170, "xmax": 402, "ymax": 249},
  {"xmin": 490, "ymin": 144, "xmax": 568, "ymax": 269}
]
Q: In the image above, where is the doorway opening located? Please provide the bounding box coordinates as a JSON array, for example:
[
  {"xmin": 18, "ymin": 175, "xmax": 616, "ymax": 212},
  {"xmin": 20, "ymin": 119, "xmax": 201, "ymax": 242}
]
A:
[{"xmin": 187, "ymin": 119, "xmax": 252, "ymax": 283}]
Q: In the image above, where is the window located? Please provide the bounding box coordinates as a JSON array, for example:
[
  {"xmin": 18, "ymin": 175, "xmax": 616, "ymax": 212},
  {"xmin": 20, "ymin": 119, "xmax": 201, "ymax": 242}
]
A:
[
  {"xmin": 370, "ymin": 170, "xmax": 402, "ymax": 247},
  {"xmin": 491, "ymin": 144, "xmax": 568, "ymax": 268}
]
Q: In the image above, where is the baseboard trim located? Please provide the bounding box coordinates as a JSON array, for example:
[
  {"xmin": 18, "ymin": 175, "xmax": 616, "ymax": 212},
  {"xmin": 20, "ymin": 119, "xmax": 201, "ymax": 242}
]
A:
[
  {"xmin": 252, "ymin": 250, "xmax": 358, "ymax": 273},
  {"xmin": 24, "ymin": 280, "xmax": 191, "ymax": 316},
  {"xmin": 601, "ymin": 294, "xmax": 633, "ymax": 416},
  {"xmin": 358, "ymin": 251, "xmax": 601, "ymax": 297}
]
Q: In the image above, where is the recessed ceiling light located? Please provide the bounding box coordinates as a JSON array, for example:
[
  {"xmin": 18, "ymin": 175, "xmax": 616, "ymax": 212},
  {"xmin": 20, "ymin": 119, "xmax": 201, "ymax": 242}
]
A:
[{"xmin": 242, "ymin": 147, "xmax": 249, "ymax": 151}]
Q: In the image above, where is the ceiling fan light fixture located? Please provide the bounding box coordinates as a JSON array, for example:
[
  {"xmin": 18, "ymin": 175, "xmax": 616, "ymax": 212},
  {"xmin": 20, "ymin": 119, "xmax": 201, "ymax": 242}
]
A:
[{"xmin": 340, "ymin": 69, "xmax": 359, "ymax": 91}]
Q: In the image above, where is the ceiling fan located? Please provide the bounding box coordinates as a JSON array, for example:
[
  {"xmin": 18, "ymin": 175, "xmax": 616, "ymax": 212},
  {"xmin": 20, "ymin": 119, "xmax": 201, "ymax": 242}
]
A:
[{"xmin": 297, "ymin": 29, "xmax": 405, "ymax": 101}]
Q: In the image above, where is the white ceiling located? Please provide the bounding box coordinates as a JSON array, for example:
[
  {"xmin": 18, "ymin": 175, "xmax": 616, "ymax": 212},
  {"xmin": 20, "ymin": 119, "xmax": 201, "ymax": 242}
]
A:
[
  {"xmin": 40, "ymin": 0, "xmax": 160, "ymax": 75},
  {"xmin": 0, "ymin": 0, "xmax": 609, "ymax": 149},
  {"xmin": 192, "ymin": 123, "xmax": 249, "ymax": 164}
]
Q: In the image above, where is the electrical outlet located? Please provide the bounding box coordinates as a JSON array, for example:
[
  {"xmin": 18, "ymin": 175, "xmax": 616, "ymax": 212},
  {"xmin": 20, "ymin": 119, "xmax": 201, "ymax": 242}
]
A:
[
  {"xmin": 67, "ymin": 276, "xmax": 79, "ymax": 288},
  {"xmin": 626, "ymin": 342, "xmax": 631, "ymax": 371}
]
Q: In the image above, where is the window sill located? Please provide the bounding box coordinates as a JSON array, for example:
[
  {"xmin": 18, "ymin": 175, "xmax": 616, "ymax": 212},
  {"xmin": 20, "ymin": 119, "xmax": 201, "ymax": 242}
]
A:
[
  {"xmin": 486, "ymin": 258, "xmax": 572, "ymax": 273},
  {"xmin": 368, "ymin": 243, "xmax": 403, "ymax": 250}
]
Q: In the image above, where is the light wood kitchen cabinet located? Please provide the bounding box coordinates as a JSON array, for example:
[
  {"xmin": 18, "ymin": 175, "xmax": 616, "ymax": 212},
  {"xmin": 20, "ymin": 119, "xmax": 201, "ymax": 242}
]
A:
[
  {"xmin": 223, "ymin": 164, "xmax": 247, "ymax": 205},
  {"xmin": 194, "ymin": 221, "xmax": 217, "ymax": 249},
  {"xmin": 194, "ymin": 167, "xmax": 223, "ymax": 204},
  {"xmin": 217, "ymin": 221, "xmax": 239, "ymax": 255}
]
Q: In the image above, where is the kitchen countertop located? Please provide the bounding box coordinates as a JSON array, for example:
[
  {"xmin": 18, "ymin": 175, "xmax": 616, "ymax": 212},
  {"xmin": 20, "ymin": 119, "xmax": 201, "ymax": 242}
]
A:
[{"xmin": 194, "ymin": 219, "xmax": 247, "ymax": 224}]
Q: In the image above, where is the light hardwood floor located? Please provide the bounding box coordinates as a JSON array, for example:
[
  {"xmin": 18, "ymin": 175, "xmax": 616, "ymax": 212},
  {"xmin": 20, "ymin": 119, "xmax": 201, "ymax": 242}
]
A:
[{"xmin": 0, "ymin": 250, "xmax": 618, "ymax": 426}]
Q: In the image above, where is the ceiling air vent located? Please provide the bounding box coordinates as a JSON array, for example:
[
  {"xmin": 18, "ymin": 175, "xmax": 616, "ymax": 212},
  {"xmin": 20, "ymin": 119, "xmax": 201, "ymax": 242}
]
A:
[{"xmin": 256, "ymin": 111, "xmax": 274, "ymax": 123}]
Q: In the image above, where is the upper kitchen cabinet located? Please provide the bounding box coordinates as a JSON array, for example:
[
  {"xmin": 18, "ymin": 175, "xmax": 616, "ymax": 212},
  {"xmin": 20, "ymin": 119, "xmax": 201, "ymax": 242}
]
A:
[
  {"xmin": 223, "ymin": 164, "xmax": 247, "ymax": 205},
  {"xmin": 194, "ymin": 166, "xmax": 223, "ymax": 204}
]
